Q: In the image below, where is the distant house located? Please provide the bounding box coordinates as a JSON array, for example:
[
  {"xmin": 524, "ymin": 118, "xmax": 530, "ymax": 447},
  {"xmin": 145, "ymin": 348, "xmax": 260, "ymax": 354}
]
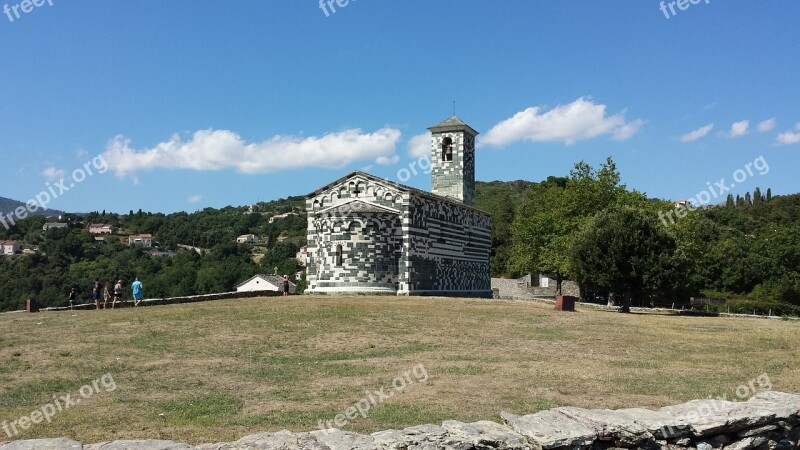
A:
[
  {"xmin": 236, "ymin": 274, "xmax": 296, "ymax": 294},
  {"xmin": 43, "ymin": 222, "xmax": 68, "ymax": 231},
  {"xmin": 89, "ymin": 223, "xmax": 114, "ymax": 234},
  {"xmin": 268, "ymin": 212, "xmax": 298, "ymax": 224},
  {"xmin": 128, "ymin": 234, "xmax": 153, "ymax": 247},
  {"xmin": 674, "ymin": 200, "xmax": 691, "ymax": 208},
  {"xmin": 0, "ymin": 241, "xmax": 21, "ymax": 255},
  {"xmin": 236, "ymin": 234, "xmax": 258, "ymax": 244}
]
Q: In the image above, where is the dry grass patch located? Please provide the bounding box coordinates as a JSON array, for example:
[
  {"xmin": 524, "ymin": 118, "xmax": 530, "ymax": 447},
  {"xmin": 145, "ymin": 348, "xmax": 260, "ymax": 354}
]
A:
[{"xmin": 1, "ymin": 296, "xmax": 799, "ymax": 445}]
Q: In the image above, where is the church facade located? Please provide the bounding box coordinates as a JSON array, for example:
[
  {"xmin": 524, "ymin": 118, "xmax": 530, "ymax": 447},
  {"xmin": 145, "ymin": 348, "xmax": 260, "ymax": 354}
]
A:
[{"xmin": 304, "ymin": 116, "xmax": 492, "ymax": 297}]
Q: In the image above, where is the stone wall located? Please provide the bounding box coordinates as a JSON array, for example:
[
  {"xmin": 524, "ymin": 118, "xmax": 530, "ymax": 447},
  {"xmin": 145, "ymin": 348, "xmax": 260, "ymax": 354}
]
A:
[
  {"xmin": 4, "ymin": 392, "xmax": 798, "ymax": 450},
  {"xmin": 492, "ymin": 276, "xmax": 581, "ymax": 299},
  {"xmin": 39, "ymin": 290, "xmax": 284, "ymax": 312},
  {"xmin": 309, "ymin": 212, "xmax": 403, "ymax": 293},
  {"xmin": 404, "ymin": 193, "xmax": 492, "ymax": 296},
  {"xmin": 306, "ymin": 173, "xmax": 408, "ymax": 295},
  {"xmin": 306, "ymin": 172, "xmax": 492, "ymax": 297},
  {"xmin": 430, "ymin": 129, "xmax": 476, "ymax": 206}
]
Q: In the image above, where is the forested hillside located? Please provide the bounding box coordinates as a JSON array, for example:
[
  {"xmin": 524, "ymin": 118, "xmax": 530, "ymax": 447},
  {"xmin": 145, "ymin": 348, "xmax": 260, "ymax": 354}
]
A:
[
  {"xmin": 0, "ymin": 196, "xmax": 65, "ymax": 219},
  {"xmin": 0, "ymin": 197, "xmax": 306, "ymax": 311}
]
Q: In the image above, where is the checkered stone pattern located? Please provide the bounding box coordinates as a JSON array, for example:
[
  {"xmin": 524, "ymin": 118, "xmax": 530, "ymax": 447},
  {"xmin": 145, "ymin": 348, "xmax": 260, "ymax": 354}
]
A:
[
  {"xmin": 404, "ymin": 195, "xmax": 492, "ymax": 295},
  {"xmin": 430, "ymin": 131, "xmax": 476, "ymax": 207},
  {"xmin": 311, "ymin": 213, "xmax": 402, "ymax": 291},
  {"xmin": 306, "ymin": 175, "xmax": 407, "ymax": 294},
  {"xmin": 305, "ymin": 118, "xmax": 490, "ymax": 297}
]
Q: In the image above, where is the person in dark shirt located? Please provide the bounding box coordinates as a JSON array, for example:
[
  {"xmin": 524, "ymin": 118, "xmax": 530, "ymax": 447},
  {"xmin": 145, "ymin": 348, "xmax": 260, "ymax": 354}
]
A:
[
  {"xmin": 68, "ymin": 287, "xmax": 77, "ymax": 310},
  {"xmin": 283, "ymin": 275, "xmax": 290, "ymax": 296},
  {"xmin": 92, "ymin": 278, "xmax": 101, "ymax": 310}
]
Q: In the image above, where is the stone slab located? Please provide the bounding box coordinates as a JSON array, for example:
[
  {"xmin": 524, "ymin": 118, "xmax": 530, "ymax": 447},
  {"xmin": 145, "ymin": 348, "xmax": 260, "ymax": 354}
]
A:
[
  {"xmin": 501, "ymin": 410, "xmax": 596, "ymax": 449},
  {"xmin": 554, "ymin": 407, "xmax": 653, "ymax": 446},
  {"xmin": 0, "ymin": 439, "xmax": 83, "ymax": 450},
  {"xmin": 442, "ymin": 420, "xmax": 533, "ymax": 450},
  {"xmin": 84, "ymin": 441, "xmax": 191, "ymax": 450},
  {"xmin": 615, "ymin": 408, "xmax": 690, "ymax": 440}
]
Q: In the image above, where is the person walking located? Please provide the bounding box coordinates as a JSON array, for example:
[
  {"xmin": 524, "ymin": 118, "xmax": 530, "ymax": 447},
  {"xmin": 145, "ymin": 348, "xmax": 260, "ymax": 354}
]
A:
[
  {"xmin": 92, "ymin": 278, "xmax": 101, "ymax": 310},
  {"xmin": 283, "ymin": 275, "xmax": 290, "ymax": 296},
  {"xmin": 131, "ymin": 277, "xmax": 144, "ymax": 306},
  {"xmin": 113, "ymin": 280, "xmax": 123, "ymax": 309},
  {"xmin": 103, "ymin": 281, "xmax": 111, "ymax": 309},
  {"xmin": 68, "ymin": 287, "xmax": 77, "ymax": 310}
]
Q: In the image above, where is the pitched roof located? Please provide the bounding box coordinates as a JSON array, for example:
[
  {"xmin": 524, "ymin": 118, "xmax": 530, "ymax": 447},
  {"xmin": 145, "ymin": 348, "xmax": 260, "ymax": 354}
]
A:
[
  {"xmin": 237, "ymin": 274, "xmax": 297, "ymax": 289},
  {"xmin": 427, "ymin": 116, "xmax": 479, "ymax": 136},
  {"xmin": 306, "ymin": 171, "xmax": 489, "ymax": 216},
  {"xmin": 314, "ymin": 199, "xmax": 401, "ymax": 216}
]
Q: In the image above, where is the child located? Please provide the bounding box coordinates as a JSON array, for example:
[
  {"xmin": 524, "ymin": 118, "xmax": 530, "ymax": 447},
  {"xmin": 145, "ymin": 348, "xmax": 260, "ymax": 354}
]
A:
[{"xmin": 103, "ymin": 281, "xmax": 111, "ymax": 309}]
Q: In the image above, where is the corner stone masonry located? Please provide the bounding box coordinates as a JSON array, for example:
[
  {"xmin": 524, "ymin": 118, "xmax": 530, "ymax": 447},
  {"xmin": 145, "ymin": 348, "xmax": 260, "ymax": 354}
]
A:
[{"xmin": 2, "ymin": 392, "xmax": 799, "ymax": 450}]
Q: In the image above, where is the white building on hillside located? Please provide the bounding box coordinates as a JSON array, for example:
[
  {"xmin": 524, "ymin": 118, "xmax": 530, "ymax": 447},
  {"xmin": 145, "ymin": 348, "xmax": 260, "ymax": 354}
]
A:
[
  {"xmin": 0, "ymin": 241, "xmax": 21, "ymax": 255},
  {"xmin": 128, "ymin": 234, "xmax": 153, "ymax": 247},
  {"xmin": 237, "ymin": 234, "xmax": 258, "ymax": 244},
  {"xmin": 236, "ymin": 274, "xmax": 296, "ymax": 294}
]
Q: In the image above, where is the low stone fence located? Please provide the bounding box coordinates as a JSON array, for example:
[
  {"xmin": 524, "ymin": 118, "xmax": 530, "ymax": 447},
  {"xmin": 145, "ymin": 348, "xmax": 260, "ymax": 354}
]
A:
[
  {"xmin": 2, "ymin": 391, "xmax": 798, "ymax": 449},
  {"xmin": 492, "ymin": 277, "xmax": 580, "ymax": 300},
  {"xmin": 38, "ymin": 290, "xmax": 285, "ymax": 312}
]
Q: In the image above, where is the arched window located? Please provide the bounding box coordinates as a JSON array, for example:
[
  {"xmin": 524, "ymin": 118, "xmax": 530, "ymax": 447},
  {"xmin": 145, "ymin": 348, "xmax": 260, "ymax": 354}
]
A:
[
  {"xmin": 335, "ymin": 244, "xmax": 343, "ymax": 266},
  {"xmin": 442, "ymin": 137, "xmax": 453, "ymax": 162}
]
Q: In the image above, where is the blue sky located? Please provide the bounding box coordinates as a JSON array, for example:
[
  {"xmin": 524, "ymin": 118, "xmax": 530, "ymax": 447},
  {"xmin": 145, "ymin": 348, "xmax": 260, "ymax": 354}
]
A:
[{"xmin": 1, "ymin": 1, "xmax": 798, "ymax": 214}]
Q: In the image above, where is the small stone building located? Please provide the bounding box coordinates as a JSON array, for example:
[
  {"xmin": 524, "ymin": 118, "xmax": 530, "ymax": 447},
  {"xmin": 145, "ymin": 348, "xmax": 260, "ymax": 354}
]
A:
[
  {"xmin": 237, "ymin": 274, "xmax": 296, "ymax": 294},
  {"xmin": 305, "ymin": 116, "xmax": 492, "ymax": 296}
]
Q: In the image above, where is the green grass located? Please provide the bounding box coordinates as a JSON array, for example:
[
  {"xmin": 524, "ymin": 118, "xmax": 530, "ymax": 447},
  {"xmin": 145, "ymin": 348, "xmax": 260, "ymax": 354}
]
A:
[
  {"xmin": 162, "ymin": 394, "xmax": 244, "ymax": 426},
  {"xmin": 1, "ymin": 295, "xmax": 799, "ymax": 445}
]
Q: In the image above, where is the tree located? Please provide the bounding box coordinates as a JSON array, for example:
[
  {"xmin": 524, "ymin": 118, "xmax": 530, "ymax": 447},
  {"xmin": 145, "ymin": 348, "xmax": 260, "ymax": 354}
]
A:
[
  {"xmin": 726, "ymin": 194, "xmax": 734, "ymax": 208},
  {"xmin": 753, "ymin": 187, "xmax": 762, "ymax": 207},
  {"xmin": 509, "ymin": 157, "xmax": 647, "ymax": 294},
  {"xmin": 767, "ymin": 188, "xmax": 772, "ymax": 202},
  {"xmin": 490, "ymin": 193, "xmax": 515, "ymax": 276},
  {"xmin": 571, "ymin": 206, "xmax": 682, "ymax": 312}
]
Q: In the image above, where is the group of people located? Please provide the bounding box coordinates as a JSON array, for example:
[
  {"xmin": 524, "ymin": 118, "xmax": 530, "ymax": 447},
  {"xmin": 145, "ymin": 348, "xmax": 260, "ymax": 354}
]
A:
[{"xmin": 68, "ymin": 277, "xmax": 144, "ymax": 310}]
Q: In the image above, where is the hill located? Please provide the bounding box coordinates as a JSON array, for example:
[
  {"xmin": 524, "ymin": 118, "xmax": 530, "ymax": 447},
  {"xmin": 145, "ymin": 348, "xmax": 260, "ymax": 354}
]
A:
[{"xmin": 0, "ymin": 196, "xmax": 65, "ymax": 220}]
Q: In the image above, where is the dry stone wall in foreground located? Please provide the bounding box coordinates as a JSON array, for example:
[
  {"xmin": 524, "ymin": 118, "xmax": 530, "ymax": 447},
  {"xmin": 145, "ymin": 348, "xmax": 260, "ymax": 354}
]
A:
[{"xmin": 1, "ymin": 391, "xmax": 799, "ymax": 450}]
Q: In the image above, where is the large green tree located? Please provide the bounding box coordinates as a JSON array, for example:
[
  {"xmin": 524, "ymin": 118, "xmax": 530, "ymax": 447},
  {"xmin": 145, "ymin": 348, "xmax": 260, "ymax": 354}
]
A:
[
  {"xmin": 571, "ymin": 205, "xmax": 684, "ymax": 311},
  {"xmin": 509, "ymin": 157, "xmax": 653, "ymax": 294}
]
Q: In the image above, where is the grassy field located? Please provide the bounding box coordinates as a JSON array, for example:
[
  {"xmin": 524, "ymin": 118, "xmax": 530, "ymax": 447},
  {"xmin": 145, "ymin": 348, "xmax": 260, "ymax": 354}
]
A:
[{"xmin": 1, "ymin": 296, "xmax": 799, "ymax": 445}]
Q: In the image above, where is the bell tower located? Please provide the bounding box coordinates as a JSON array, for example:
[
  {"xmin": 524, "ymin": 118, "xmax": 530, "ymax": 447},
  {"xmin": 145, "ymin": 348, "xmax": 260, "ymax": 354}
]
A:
[{"xmin": 428, "ymin": 116, "xmax": 479, "ymax": 206}]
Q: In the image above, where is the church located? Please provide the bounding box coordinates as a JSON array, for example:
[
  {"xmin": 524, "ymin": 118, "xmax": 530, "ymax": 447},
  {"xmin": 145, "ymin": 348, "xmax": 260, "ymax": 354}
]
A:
[{"xmin": 304, "ymin": 116, "xmax": 492, "ymax": 297}]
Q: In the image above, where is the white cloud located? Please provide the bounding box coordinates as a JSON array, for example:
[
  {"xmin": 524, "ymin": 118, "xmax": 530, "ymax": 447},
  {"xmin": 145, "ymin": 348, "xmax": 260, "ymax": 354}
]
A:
[
  {"xmin": 102, "ymin": 128, "xmax": 402, "ymax": 179},
  {"xmin": 723, "ymin": 120, "xmax": 749, "ymax": 138},
  {"xmin": 187, "ymin": 195, "xmax": 202, "ymax": 204},
  {"xmin": 612, "ymin": 119, "xmax": 644, "ymax": 141},
  {"xmin": 776, "ymin": 126, "xmax": 800, "ymax": 145},
  {"xmin": 375, "ymin": 155, "xmax": 399, "ymax": 165},
  {"xmin": 757, "ymin": 118, "xmax": 776, "ymax": 133},
  {"xmin": 42, "ymin": 166, "xmax": 66, "ymax": 181},
  {"xmin": 407, "ymin": 132, "xmax": 431, "ymax": 157},
  {"xmin": 479, "ymin": 97, "xmax": 642, "ymax": 147},
  {"xmin": 680, "ymin": 124, "xmax": 714, "ymax": 143}
]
